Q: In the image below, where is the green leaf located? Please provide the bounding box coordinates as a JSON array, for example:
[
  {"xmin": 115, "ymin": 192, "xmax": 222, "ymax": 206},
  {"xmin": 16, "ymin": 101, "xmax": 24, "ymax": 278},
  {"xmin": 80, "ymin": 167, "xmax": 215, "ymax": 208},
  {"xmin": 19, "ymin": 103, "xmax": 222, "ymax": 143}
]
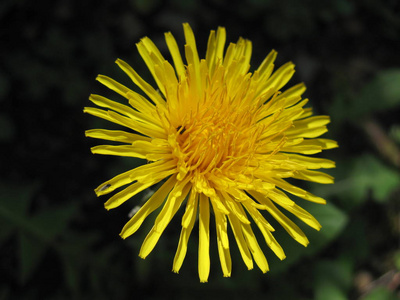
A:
[
  {"xmin": 29, "ymin": 204, "xmax": 76, "ymax": 240},
  {"xmin": 0, "ymin": 113, "xmax": 15, "ymax": 141},
  {"xmin": 19, "ymin": 232, "xmax": 47, "ymax": 284},
  {"xmin": 56, "ymin": 232, "xmax": 100, "ymax": 293},
  {"xmin": 350, "ymin": 155, "xmax": 400, "ymax": 203},
  {"xmin": 330, "ymin": 69, "xmax": 400, "ymax": 122},
  {"xmin": 314, "ymin": 258, "xmax": 353, "ymax": 300},
  {"xmin": 357, "ymin": 69, "xmax": 400, "ymax": 115},
  {"xmin": 315, "ymin": 281, "xmax": 348, "ymax": 300},
  {"xmin": 0, "ymin": 218, "xmax": 14, "ymax": 243},
  {"xmin": 0, "ymin": 188, "xmax": 49, "ymax": 243},
  {"xmin": 394, "ymin": 250, "xmax": 400, "ymax": 271},
  {"xmin": 132, "ymin": 0, "xmax": 162, "ymax": 13},
  {"xmin": 0, "ymin": 183, "xmax": 39, "ymax": 216},
  {"xmin": 60, "ymin": 251, "xmax": 81, "ymax": 293},
  {"xmin": 363, "ymin": 287, "xmax": 399, "ymax": 300},
  {"xmin": 389, "ymin": 124, "xmax": 400, "ymax": 144}
]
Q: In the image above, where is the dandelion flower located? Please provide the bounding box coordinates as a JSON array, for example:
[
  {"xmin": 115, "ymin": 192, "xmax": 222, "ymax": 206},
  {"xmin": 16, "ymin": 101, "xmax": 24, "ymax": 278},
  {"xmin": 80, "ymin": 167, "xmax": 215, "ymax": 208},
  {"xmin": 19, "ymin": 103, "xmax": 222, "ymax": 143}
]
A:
[{"xmin": 84, "ymin": 23, "xmax": 337, "ymax": 282}]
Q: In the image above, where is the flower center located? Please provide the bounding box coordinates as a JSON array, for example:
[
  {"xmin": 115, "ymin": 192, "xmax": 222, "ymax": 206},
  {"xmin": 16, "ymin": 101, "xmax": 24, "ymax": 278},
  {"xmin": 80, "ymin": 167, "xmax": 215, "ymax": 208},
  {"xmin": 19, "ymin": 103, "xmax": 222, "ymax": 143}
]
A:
[{"xmin": 173, "ymin": 104, "xmax": 261, "ymax": 181}]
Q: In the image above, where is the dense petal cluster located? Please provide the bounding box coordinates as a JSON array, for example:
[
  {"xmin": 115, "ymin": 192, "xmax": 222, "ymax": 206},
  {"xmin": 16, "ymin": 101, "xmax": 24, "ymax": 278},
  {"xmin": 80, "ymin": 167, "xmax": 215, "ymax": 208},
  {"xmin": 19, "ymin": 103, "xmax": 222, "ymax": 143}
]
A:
[{"xmin": 84, "ymin": 23, "xmax": 337, "ymax": 282}]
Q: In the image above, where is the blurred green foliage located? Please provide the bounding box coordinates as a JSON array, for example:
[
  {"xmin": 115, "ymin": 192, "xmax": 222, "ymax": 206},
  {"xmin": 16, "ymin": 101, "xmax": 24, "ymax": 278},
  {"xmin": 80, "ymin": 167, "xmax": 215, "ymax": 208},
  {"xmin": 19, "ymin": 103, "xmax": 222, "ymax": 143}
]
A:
[{"xmin": 1, "ymin": 0, "xmax": 400, "ymax": 299}]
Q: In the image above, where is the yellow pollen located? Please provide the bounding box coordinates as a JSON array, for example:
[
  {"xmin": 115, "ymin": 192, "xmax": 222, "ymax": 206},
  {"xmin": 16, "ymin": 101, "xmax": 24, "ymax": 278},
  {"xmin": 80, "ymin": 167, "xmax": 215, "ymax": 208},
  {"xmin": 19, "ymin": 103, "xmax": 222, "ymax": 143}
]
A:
[{"xmin": 174, "ymin": 104, "xmax": 260, "ymax": 179}]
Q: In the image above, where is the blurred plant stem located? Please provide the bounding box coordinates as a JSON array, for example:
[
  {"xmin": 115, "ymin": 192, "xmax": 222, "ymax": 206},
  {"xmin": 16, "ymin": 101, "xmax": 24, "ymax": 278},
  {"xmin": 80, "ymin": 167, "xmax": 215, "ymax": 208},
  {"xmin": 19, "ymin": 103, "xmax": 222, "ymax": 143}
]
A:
[{"xmin": 363, "ymin": 118, "xmax": 400, "ymax": 168}]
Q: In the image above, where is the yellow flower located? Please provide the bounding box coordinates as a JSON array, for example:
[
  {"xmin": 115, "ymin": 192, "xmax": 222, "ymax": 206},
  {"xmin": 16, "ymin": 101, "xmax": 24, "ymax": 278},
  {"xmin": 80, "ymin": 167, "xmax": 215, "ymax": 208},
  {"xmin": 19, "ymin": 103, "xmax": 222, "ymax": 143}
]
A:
[{"xmin": 84, "ymin": 23, "xmax": 337, "ymax": 282}]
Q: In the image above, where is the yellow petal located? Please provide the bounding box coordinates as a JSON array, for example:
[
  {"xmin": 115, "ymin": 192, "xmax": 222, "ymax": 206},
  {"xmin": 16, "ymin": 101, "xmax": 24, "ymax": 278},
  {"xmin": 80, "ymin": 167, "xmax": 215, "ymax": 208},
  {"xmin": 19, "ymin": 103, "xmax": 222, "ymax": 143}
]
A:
[
  {"xmin": 84, "ymin": 107, "xmax": 127, "ymax": 128},
  {"xmin": 96, "ymin": 75, "xmax": 132, "ymax": 98},
  {"xmin": 266, "ymin": 188, "xmax": 322, "ymax": 230},
  {"xmin": 153, "ymin": 178, "xmax": 191, "ymax": 232},
  {"xmin": 198, "ymin": 193, "xmax": 210, "ymax": 283},
  {"xmin": 241, "ymin": 201, "xmax": 286, "ymax": 260},
  {"xmin": 241, "ymin": 223, "xmax": 269, "ymax": 273},
  {"xmin": 172, "ymin": 191, "xmax": 198, "ymax": 273},
  {"xmin": 216, "ymin": 225, "xmax": 232, "ymax": 277},
  {"xmin": 120, "ymin": 176, "xmax": 176, "ymax": 238},
  {"xmin": 292, "ymin": 170, "xmax": 334, "ymax": 184},
  {"xmin": 139, "ymin": 183, "xmax": 191, "ymax": 258},
  {"xmin": 256, "ymin": 49, "xmax": 277, "ymax": 81},
  {"xmin": 227, "ymin": 214, "xmax": 253, "ymax": 270},
  {"xmin": 91, "ymin": 145, "xmax": 147, "ymax": 159},
  {"xmin": 278, "ymin": 82, "xmax": 307, "ymax": 108},
  {"xmin": 136, "ymin": 39, "xmax": 166, "ymax": 96},
  {"xmin": 250, "ymin": 191, "xmax": 309, "ymax": 246},
  {"xmin": 183, "ymin": 23, "xmax": 201, "ymax": 95},
  {"xmin": 211, "ymin": 201, "xmax": 229, "ymax": 250},
  {"xmin": 95, "ymin": 167, "xmax": 141, "ymax": 197},
  {"xmin": 205, "ymin": 27, "xmax": 226, "ymax": 76},
  {"xmin": 286, "ymin": 154, "xmax": 336, "ymax": 169},
  {"xmin": 85, "ymin": 129, "xmax": 150, "ymax": 144},
  {"xmin": 269, "ymin": 178, "xmax": 327, "ymax": 204},
  {"xmin": 182, "ymin": 189, "xmax": 198, "ymax": 228},
  {"xmin": 165, "ymin": 31, "xmax": 186, "ymax": 79},
  {"xmin": 115, "ymin": 59, "xmax": 166, "ymax": 109},
  {"xmin": 220, "ymin": 191, "xmax": 251, "ymax": 224},
  {"xmin": 104, "ymin": 180, "xmax": 156, "ymax": 210}
]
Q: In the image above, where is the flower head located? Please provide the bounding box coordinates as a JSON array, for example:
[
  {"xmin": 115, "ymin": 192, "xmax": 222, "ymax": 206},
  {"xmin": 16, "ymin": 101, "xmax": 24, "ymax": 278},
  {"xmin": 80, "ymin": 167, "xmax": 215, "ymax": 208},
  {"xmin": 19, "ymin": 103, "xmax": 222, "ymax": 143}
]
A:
[{"xmin": 84, "ymin": 23, "xmax": 337, "ymax": 282}]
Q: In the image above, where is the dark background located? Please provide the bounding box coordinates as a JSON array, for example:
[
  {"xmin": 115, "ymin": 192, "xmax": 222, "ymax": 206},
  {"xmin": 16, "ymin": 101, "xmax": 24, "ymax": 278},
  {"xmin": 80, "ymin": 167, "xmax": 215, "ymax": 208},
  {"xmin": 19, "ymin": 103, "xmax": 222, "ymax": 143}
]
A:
[{"xmin": 1, "ymin": 0, "xmax": 400, "ymax": 299}]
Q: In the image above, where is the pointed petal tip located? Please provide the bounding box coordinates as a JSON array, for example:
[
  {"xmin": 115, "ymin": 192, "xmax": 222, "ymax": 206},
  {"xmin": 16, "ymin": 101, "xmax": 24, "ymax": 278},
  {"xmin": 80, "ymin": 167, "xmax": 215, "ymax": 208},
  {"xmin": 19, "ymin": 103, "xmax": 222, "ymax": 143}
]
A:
[{"xmin": 138, "ymin": 253, "xmax": 147, "ymax": 259}]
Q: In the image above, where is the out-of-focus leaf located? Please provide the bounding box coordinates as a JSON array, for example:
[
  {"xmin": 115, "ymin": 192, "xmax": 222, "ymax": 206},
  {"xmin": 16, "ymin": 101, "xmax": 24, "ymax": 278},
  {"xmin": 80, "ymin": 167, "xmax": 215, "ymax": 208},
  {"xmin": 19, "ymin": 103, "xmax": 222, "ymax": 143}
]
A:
[
  {"xmin": 315, "ymin": 281, "xmax": 347, "ymax": 300},
  {"xmin": 19, "ymin": 232, "xmax": 47, "ymax": 284},
  {"xmin": 60, "ymin": 251, "xmax": 81, "ymax": 294},
  {"xmin": 394, "ymin": 250, "xmax": 400, "ymax": 271},
  {"xmin": 314, "ymin": 258, "xmax": 353, "ymax": 300},
  {"xmin": 131, "ymin": 0, "xmax": 162, "ymax": 13},
  {"xmin": 0, "ymin": 183, "xmax": 39, "ymax": 215},
  {"xmin": 29, "ymin": 204, "xmax": 76, "ymax": 240},
  {"xmin": 334, "ymin": 0, "xmax": 354, "ymax": 15},
  {"xmin": 389, "ymin": 125, "xmax": 400, "ymax": 144},
  {"xmin": 56, "ymin": 232, "xmax": 100, "ymax": 293},
  {"xmin": 329, "ymin": 69, "xmax": 400, "ymax": 122},
  {"xmin": 363, "ymin": 287, "xmax": 399, "ymax": 300},
  {"xmin": 88, "ymin": 245, "xmax": 116, "ymax": 292},
  {"xmin": 357, "ymin": 69, "xmax": 400, "ymax": 115},
  {"xmin": 0, "ymin": 114, "xmax": 15, "ymax": 141},
  {"xmin": 0, "ymin": 219, "xmax": 14, "ymax": 243},
  {"xmin": 349, "ymin": 155, "xmax": 400, "ymax": 203},
  {"xmin": 0, "ymin": 183, "xmax": 47, "ymax": 242},
  {"xmin": 0, "ymin": 197, "xmax": 76, "ymax": 243},
  {"xmin": 0, "ymin": 184, "xmax": 77, "ymax": 284}
]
